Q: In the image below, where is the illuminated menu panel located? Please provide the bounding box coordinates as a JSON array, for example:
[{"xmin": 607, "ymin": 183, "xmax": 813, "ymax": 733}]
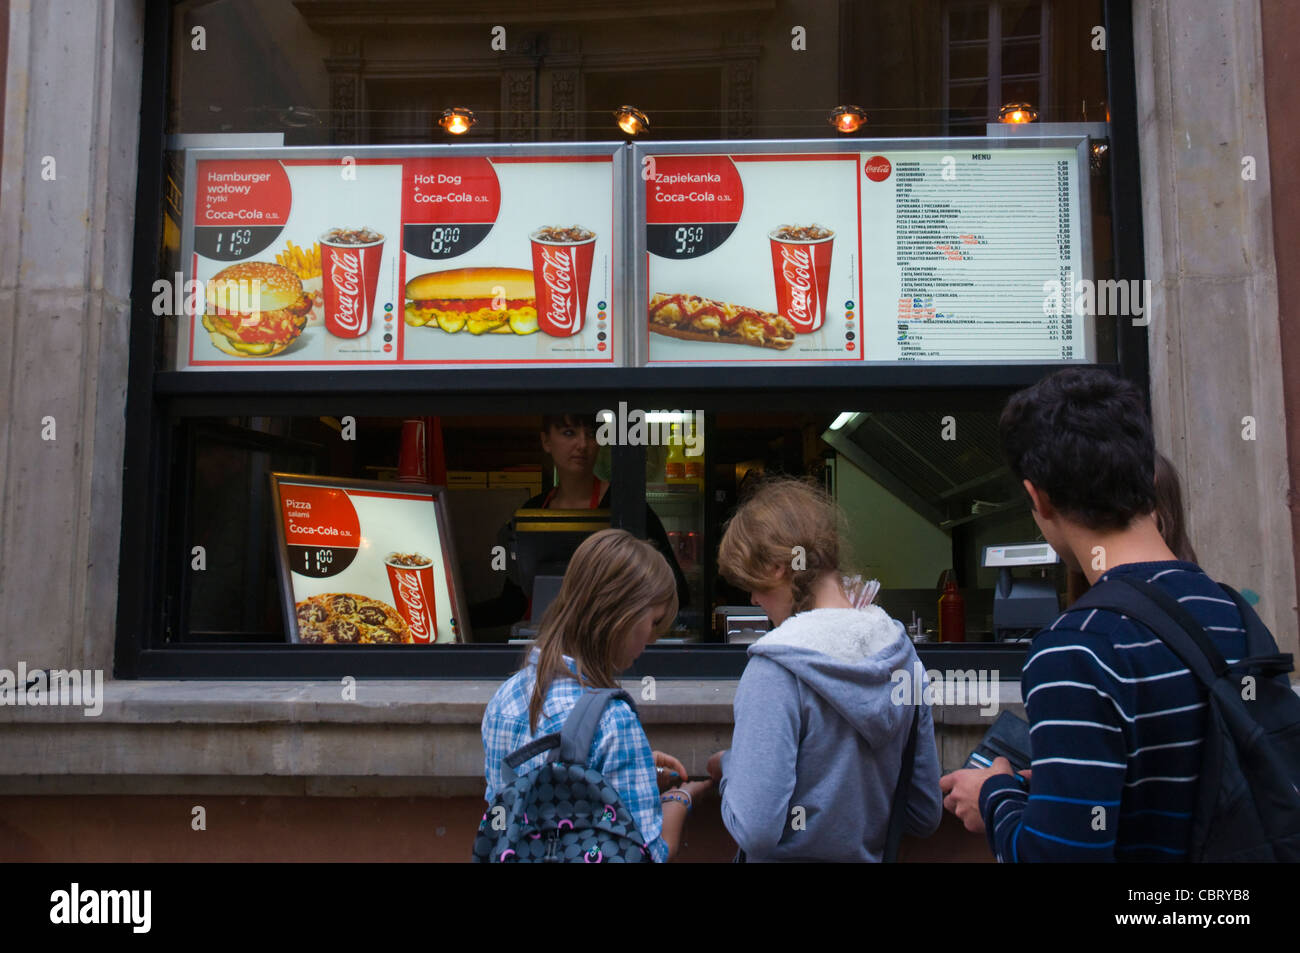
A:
[
  {"xmin": 635, "ymin": 140, "xmax": 1090, "ymax": 365},
  {"xmin": 176, "ymin": 146, "xmax": 623, "ymax": 370}
]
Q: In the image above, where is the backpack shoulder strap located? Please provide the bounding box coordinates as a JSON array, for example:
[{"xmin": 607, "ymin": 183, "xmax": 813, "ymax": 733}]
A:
[
  {"xmin": 501, "ymin": 733, "xmax": 561, "ymax": 782},
  {"xmin": 1216, "ymin": 584, "xmax": 1281, "ymax": 657},
  {"xmin": 557, "ymin": 688, "xmax": 638, "ymax": 766},
  {"xmin": 499, "ymin": 687, "xmax": 638, "ymax": 782},
  {"xmin": 883, "ymin": 704, "xmax": 920, "ymax": 863},
  {"xmin": 1069, "ymin": 576, "xmax": 1225, "ymax": 687}
]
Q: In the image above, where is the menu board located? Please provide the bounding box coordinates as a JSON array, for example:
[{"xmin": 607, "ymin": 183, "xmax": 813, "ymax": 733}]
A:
[
  {"xmin": 635, "ymin": 140, "xmax": 1090, "ymax": 364},
  {"xmin": 270, "ymin": 475, "xmax": 468, "ymax": 645},
  {"xmin": 178, "ymin": 146, "xmax": 622, "ymax": 369}
]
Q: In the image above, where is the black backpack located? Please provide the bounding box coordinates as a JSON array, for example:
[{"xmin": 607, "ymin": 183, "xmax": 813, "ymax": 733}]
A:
[
  {"xmin": 1072, "ymin": 575, "xmax": 1300, "ymax": 861},
  {"xmin": 473, "ymin": 688, "xmax": 653, "ymax": 863}
]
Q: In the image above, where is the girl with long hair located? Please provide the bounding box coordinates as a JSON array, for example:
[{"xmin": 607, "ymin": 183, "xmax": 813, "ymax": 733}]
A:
[{"xmin": 481, "ymin": 528, "xmax": 709, "ymax": 861}]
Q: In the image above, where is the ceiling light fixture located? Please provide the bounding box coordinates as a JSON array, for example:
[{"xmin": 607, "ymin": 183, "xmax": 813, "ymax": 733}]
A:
[
  {"xmin": 829, "ymin": 105, "xmax": 867, "ymax": 133},
  {"xmin": 439, "ymin": 107, "xmax": 477, "ymax": 135},
  {"xmin": 998, "ymin": 102, "xmax": 1038, "ymax": 124},
  {"xmin": 613, "ymin": 105, "xmax": 649, "ymax": 136}
]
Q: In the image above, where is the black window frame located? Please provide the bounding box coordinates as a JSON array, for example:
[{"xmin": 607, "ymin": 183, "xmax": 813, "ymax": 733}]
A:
[{"xmin": 115, "ymin": 0, "xmax": 1147, "ymax": 679}]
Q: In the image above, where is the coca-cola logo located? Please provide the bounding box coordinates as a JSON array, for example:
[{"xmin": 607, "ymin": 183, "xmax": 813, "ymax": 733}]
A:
[
  {"xmin": 328, "ymin": 249, "xmax": 364, "ymax": 332},
  {"xmin": 864, "ymin": 155, "xmax": 892, "ymax": 182},
  {"xmin": 540, "ymin": 247, "xmax": 576, "ymax": 331},
  {"xmin": 394, "ymin": 570, "xmax": 431, "ymax": 641},
  {"xmin": 780, "ymin": 246, "xmax": 815, "ymax": 323}
]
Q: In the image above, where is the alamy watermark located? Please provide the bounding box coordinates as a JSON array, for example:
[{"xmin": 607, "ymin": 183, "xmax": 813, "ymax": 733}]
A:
[
  {"xmin": 151, "ymin": 272, "xmax": 261, "ymax": 316},
  {"xmin": 0, "ymin": 663, "xmax": 103, "ymax": 716},
  {"xmin": 596, "ymin": 403, "xmax": 704, "ymax": 456},
  {"xmin": 890, "ymin": 660, "xmax": 999, "ymax": 716},
  {"xmin": 1043, "ymin": 270, "xmax": 1152, "ymax": 325}
]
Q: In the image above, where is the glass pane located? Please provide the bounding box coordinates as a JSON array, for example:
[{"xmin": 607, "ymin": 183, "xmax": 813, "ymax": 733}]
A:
[
  {"xmin": 947, "ymin": 81, "xmax": 990, "ymax": 120},
  {"xmin": 949, "ymin": 42, "xmax": 990, "ymax": 81},
  {"xmin": 948, "ymin": 4, "xmax": 991, "ymax": 41},
  {"xmin": 1001, "ymin": 1, "xmax": 1043, "ymax": 38},
  {"xmin": 1002, "ymin": 38, "xmax": 1041, "ymax": 77}
]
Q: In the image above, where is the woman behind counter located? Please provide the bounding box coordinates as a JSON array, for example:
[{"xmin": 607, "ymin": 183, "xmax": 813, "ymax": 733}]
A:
[{"xmin": 469, "ymin": 413, "xmax": 690, "ymax": 638}]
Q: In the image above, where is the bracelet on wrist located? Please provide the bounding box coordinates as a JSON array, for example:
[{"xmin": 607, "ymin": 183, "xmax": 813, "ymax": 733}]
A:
[{"xmin": 660, "ymin": 791, "xmax": 692, "ymax": 814}]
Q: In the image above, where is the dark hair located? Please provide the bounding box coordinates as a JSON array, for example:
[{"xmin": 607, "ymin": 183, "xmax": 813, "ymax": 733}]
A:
[
  {"xmin": 541, "ymin": 412, "xmax": 598, "ymax": 434},
  {"xmin": 999, "ymin": 368, "xmax": 1156, "ymax": 531},
  {"xmin": 1154, "ymin": 453, "xmax": 1198, "ymax": 563}
]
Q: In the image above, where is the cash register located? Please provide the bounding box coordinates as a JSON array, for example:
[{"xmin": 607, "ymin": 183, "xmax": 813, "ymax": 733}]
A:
[
  {"xmin": 507, "ymin": 507, "xmax": 609, "ymax": 641},
  {"xmin": 983, "ymin": 542, "xmax": 1062, "ymax": 640}
]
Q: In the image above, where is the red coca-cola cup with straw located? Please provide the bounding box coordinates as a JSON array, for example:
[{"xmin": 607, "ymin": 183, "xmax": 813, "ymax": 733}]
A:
[
  {"xmin": 321, "ymin": 226, "xmax": 385, "ymax": 338},
  {"xmin": 769, "ymin": 224, "xmax": 834, "ymax": 333},
  {"xmin": 530, "ymin": 225, "xmax": 596, "ymax": 337},
  {"xmin": 385, "ymin": 552, "xmax": 437, "ymax": 644}
]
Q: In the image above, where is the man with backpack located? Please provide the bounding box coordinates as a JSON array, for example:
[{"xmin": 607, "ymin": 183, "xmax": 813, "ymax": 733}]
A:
[{"xmin": 940, "ymin": 368, "xmax": 1300, "ymax": 861}]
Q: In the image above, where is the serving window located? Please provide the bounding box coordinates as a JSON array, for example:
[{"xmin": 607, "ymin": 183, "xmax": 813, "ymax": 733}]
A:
[{"xmin": 121, "ymin": 0, "xmax": 1142, "ymax": 677}]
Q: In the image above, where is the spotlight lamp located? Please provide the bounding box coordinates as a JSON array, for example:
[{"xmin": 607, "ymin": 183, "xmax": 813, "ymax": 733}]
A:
[
  {"xmin": 439, "ymin": 107, "xmax": 477, "ymax": 135},
  {"xmin": 829, "ymin": 105, "xmax": 868, "ymax": 133},
  {"xmin": 614, "ymin": 105, "xmax": 649, "ymax": 135},
  {"xmin": 998, "ymin": 102, "xmax": 1038, "ymax": 124}
]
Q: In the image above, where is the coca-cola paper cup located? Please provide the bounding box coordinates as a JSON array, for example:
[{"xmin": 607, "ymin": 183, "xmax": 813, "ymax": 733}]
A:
[
  {"xmin": 530, "ymin": 226, "xmax": 596, "ymax": 337},
  {"xmin": 769, "ymin": 225, "xmax": 834, "ymax": 334},
  {"xmin": 396, "ymin": 419, "xmax": 428, "ymax": 483},
  {"xmin": 385, "ymin": 552, "xmax": 437, "ymax": 644},
  {"xmin": 321, "ymin": 226, "xmax": 385, "ymax": 338}
]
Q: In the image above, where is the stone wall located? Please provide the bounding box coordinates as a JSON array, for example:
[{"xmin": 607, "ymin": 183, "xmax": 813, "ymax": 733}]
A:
[
  {"xmin": 1132, "ymin": 0, "xmax": 1299, "ymax": 649},
  {"xmin": 0, "ymin": 0, "xmax": 143, "ymax": 673}
]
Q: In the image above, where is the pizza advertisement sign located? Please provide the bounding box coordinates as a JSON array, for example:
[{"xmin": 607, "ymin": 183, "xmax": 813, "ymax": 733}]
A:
[
  {"xmin": 177, "ymin": 144, "xmax": 625, "ymax": 370},
  {"xmin": 631, "ymin": 138, "xmax": 1093, "ymax": 365},
  {"xmin": 269, "ymin": 475, "xmax": 470, "ymax": 645}
]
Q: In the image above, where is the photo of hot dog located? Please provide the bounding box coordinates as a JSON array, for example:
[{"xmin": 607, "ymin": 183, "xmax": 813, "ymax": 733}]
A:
[
  {"xmin": 404, "ymin": 267, "xmax": 538, "ymax": 335},
  {"xmin": 649, "ymin": 292, "xmax": 796, "ymax": 350}
]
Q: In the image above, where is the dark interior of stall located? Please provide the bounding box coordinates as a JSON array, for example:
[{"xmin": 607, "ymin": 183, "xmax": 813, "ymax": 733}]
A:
[{"xmin": 171, "ymin": 409, "xmax": 1066, "ymax": 646}]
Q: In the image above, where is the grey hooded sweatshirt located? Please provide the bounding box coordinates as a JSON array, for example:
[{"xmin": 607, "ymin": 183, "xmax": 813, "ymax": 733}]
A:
[{"xmin": 719, "ymin": 606, "xmax": 942, "ymax": 862}]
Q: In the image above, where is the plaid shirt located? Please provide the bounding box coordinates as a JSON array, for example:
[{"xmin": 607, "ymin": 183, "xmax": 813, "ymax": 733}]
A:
[{"xmin": 481, "ymin": 651, "xmax": 667, "ymax": 862}]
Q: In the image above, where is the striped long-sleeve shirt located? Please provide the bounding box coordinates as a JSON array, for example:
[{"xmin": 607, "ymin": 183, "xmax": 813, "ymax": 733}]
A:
[{"xmin": 978, "ymin": 560, "xmax": 1262, "ymax": 862}]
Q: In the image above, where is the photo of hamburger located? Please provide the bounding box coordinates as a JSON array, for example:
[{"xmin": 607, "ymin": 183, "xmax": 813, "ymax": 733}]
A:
[
  {"xmin": 202, "ymin": 261, "xmax": 313, "ymax": 357},
  {"xmin": 404, "ymin": 267, "xmax": 537, "ymax": 335}
]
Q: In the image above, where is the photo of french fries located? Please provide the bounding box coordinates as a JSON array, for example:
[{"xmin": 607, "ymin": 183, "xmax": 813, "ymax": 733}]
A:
[
  {"xmin": 275, "ymin": 240, "xmax": 321, "ymax": 278},
  {"xmin": 275, "ymin": 241, "xmax": 324, "ymax": 325}
]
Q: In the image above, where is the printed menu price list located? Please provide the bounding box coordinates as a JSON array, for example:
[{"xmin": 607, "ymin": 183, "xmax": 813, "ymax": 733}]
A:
[{"xmin": 890, "ymin": 153, "xmax": 1083, "ymax": 362}]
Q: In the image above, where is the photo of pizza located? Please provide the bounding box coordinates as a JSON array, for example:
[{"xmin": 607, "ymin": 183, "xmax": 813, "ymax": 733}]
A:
[
  {"xmin": 294, "ymin": 592, "xmax": 413, "ymax": 644},
  {"xmin": 649, "ymin": 292, "xmax": 796, "ymax": 350}
]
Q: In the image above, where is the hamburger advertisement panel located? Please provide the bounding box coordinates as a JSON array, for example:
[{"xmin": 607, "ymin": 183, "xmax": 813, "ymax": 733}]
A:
[
  {"xmin": 176, "ymin": 145, "xmax": 623, "ymax": 370},
  {"xmin": 184, "ymin": 158, "xmax": 403, "ymax": 365},
  {"xmin": 270, "ymin": 475, "xmax": 468, "ymax": 645}
]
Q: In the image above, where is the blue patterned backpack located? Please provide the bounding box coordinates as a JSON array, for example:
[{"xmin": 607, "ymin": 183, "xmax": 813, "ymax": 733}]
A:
[{"xmin": 473, "ymin": 688, "xmax": 653, "ymax": 863}]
